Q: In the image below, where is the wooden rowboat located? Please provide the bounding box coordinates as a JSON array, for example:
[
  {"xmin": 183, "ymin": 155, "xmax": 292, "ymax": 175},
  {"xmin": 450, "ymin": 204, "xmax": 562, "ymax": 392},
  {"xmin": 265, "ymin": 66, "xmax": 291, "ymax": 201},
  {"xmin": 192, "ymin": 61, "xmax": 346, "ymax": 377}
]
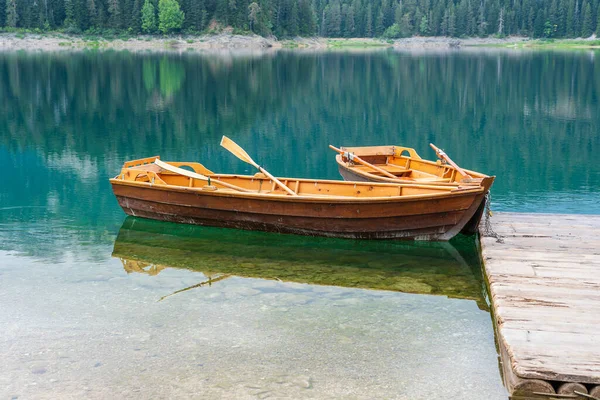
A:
[
  {"xmin": 334, "ymin": 145, "xmax": 494, "ymax": 187},
  {"xmin": 110, "ymin": 156, "xmax": 493, "ymax": 241},
  {"xmin": 333, "ymin": 145, "xmax": 495, "ymax": 235}
]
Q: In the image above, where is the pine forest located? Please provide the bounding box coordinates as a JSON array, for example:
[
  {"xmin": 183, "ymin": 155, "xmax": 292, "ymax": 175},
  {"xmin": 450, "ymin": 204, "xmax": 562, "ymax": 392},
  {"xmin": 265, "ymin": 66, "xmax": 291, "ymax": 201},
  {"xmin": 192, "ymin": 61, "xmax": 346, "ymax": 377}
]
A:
[{"xmin": 1, "ymin": 0, "xmax": 600, "ymax": 39}]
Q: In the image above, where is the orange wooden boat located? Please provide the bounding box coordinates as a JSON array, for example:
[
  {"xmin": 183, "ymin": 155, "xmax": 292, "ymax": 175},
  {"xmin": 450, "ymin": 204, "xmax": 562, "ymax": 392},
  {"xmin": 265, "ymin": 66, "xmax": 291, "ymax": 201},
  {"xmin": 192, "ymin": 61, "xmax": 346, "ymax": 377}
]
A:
[
  {"xmin": 334, "ymin": 145, "xmax": 493, "ymax": 187},
  {"xmin": 332, "ymin": 145, "xmax": 495, "ymax": 235},
  {"xmin": 109, "ymin": 156, "xmax": 493, "ymax": 241}
]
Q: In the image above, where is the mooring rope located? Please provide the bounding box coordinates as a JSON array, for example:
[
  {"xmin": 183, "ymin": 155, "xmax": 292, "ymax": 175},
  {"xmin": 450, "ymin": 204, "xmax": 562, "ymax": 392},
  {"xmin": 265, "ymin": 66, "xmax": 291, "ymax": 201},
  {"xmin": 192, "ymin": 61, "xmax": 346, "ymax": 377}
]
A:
[{"xmin": 481, "ymin": 191, "xmax": 504, "ymax": 243}]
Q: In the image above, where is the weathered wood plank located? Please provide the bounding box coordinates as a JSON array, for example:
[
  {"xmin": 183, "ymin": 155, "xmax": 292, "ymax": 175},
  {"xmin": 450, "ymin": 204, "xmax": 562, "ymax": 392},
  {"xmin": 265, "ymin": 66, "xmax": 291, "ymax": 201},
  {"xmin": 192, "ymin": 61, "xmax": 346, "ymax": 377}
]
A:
[{"xmin": 480, "ymin": 212, "xmax": 600, "ymax": 391}]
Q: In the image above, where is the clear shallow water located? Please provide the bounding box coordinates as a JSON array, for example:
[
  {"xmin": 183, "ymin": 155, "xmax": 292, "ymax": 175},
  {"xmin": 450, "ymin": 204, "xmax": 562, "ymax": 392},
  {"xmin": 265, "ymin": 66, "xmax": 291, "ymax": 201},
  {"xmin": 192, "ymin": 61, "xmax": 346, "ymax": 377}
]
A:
[{"xmin": 2, "ymin": 48, "xmax": 599, "ymax": 399}]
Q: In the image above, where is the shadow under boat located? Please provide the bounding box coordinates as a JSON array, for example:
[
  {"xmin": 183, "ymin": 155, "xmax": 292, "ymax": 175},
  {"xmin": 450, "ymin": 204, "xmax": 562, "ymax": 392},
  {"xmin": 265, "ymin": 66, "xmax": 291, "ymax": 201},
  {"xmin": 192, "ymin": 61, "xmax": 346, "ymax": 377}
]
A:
[{"xmin": 112, "ymin": 217, "xmax": 489, "ymax": 310}]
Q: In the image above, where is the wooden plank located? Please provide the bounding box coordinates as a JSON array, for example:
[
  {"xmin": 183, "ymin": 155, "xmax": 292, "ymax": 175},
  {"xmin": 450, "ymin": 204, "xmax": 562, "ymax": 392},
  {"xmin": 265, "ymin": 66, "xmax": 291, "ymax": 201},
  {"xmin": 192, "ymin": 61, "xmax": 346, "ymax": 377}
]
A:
[{"xmin": 480, "ymin": 212, "xmax": 600, "ymax": 391}]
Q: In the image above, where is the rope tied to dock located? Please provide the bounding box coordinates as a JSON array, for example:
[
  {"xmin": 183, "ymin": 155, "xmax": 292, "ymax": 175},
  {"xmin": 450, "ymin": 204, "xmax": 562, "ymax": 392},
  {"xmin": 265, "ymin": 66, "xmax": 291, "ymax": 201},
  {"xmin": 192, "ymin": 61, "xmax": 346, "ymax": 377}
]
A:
[{"xmin": 481, "ymin": 192, "xmax": 504, "ymax": 243}]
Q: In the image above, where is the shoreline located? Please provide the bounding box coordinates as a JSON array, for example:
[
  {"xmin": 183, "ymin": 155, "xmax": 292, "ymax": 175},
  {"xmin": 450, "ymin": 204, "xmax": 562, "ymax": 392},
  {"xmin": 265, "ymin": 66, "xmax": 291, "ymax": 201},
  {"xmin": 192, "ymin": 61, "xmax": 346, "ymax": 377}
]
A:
[{"xmin": 1, "ymin": 33, "xmax": 598, "ymax": 52}]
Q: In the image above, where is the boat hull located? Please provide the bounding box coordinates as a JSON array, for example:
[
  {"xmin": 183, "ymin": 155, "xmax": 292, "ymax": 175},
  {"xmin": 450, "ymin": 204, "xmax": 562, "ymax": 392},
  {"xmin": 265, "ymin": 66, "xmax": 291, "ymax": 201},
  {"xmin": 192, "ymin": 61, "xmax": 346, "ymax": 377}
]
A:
[
  {"xmin": 338, "ymin": 164, "xmax": 379, "ymax": 183},
  {"xmin": 338, "ymin": 163, "xmax": 491, "ymax": 236},
  {"xmin": 111, "ymin": 182, "xmax": 486, "ymax": 241}
]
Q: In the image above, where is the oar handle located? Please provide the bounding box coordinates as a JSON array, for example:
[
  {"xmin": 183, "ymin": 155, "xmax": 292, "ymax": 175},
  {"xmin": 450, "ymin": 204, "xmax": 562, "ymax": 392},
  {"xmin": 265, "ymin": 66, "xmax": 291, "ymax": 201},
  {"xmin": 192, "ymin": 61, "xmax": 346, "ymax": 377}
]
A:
[
  {"xmin": 329, "ymin": 145, "xmax": 398, "ymax": 180},
  {"xmin": 429, "ymin": 143, "xmax": 472, "ymax": 180}
]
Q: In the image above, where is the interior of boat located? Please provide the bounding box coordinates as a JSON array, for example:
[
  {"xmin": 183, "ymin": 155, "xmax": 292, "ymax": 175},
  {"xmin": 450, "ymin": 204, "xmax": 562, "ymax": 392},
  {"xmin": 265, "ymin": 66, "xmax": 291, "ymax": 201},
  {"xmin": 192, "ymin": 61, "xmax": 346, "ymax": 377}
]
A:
[
  {"xmin": 113, "ymin": 156, "xmax": 479, "ymax": 199},
  {"xmin": 338, "ymin": 145, "xmax": 486, "ymax": 183}
]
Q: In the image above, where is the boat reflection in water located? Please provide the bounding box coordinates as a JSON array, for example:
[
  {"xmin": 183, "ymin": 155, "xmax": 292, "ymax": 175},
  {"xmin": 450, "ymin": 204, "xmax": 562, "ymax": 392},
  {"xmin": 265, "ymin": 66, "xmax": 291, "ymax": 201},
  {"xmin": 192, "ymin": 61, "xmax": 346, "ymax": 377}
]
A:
[{"xmin": 112, "ymin": 217, "xmax": 488, "ymax": 309}]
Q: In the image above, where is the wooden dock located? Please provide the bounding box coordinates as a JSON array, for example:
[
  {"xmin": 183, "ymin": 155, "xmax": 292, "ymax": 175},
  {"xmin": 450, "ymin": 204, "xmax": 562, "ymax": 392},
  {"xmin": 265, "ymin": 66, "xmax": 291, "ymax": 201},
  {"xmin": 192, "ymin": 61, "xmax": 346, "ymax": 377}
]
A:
[{"xmin": 480, "ymin": 212, "xmax": 600, "ymax": 399}]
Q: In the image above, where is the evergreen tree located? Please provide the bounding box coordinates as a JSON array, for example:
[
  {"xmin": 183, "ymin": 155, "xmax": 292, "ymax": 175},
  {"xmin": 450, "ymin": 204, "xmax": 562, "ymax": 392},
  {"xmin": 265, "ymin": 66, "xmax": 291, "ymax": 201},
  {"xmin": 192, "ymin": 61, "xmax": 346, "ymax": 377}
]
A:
[
  {"xmin": 467, "ymin": 0, "xmax": 476, "ymax": 35},
  {"xmin": 64, "ymin": 0, "xmax": 76, "ymax": 28},
  {"xmin": 87, "ymin": 0, "xmax": 98, "ymax": 28},
  {"xmin": 440, "ymin": 9, "xmax": 448, "ymax": 35},
  {"xmin": 528, "ymin": 4, "xmax": 535, "ymax": 34},
  {"xmin": 597, "ymin": 3, "xmax": 600, "ymax": 34},
  {"xmin": 215, "ymin": 0, "xmax": 228, "ymax": 24},
  {"xmin": 414, "ymin": 6, "xmax": 423, "ymax": 33},
  {"xmin": 248, "ymin": 0, "xmax": 270, "ymax": 34},
  {"xmin": 320, "ymin": 6, "xmax": 327, "ymax": 34},
  {"xmin": 5, "ymin": 0, "xmax": 17, "ymax": 27},
  {"xmin": 533, "ymin": 8, "xmax": 544, "ymax": 37},
  {"xmin": 375, "ymin": 6, "xmax": 385, "ymax": 35},
  {"xmin": 549, "ymin": 0, "xmax": 558, "ymax": 31},
  {"xmin": 455, "ymin": 0, "xmax": 467, "ymax": 36},
  {"xmin": 288, "ymin": 0, "xmax": 298, "ymax": 35},
  {"xmin": 448, "ymin": 5, "xmax": 456, "ymax": 36},
  {"xmin": 158, "ymin": 0, "xmax": 184, "ymax": 33},
  {"xmin": 141, "ymin": 0, "xmax": 157, "ymax": 32},
  {"xmin": 327, "ymin": 0, "xmax": 341, "ymax": 36},
  {"xmin": 399, "ymin": 12, "xmax": 413, "ymax": 36},
  {"xmin": 498, "ymin": 7, "xmax": 504, "ymax": 35},
  {"xmin": 419, "ymin": 13, "xmax": 428, "ymax": 34},
  {"xmin": 566, "ymin": 0, "xmax": 575, "ymax": 35},
  {"xmin": 556, "ymin": 0, "xmax": 567, "ymax": 36},
  {"xmin": 574, "ymin": 0, "xmax": 581, "ymax": 35},
  {"xmin": 394, "ymin": 2, "xmax": 402, "ymax": 24},
  {"xmin": 298, "ymin": 0, "xmax": 316, "ymax": 35},
  {"xmin": 108, "ymin": 0, "xmax": 122, "ymax": 29},
  {"xmin": 381, "ymin": 0, "xmax": 392, "ymax": 28},
  {"xmin": 228, "ymin": 0, "xmax": 238, "ymax": 26},
  {"xmin": 581, "ymin": 1, "xmax": 592, "ymax": 36},
  {"xmin": 477, "ymin": 0, "xmax": 487, "ymax": 36},
  {"xmin": 342, "ymin": 3, "xmax": 355, "ymax": 37},
  {"xmin": 365, "ymin": 3, "xmax": 372, "ymax": 36},
  {"xmin": 0, "ymin": 0, "xmax": 5, "ymax": 27},
  {"xmin": 131, "ymin": 0, "xmax": 142, "ymax": 32}
]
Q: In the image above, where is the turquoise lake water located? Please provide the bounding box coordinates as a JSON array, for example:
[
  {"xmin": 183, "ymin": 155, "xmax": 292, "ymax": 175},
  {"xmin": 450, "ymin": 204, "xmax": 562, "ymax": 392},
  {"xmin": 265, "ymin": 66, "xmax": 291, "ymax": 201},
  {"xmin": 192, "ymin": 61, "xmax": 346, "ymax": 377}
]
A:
[{"xmin": 1, "ymin": 48, "xmax": 599, "ymax": 399}]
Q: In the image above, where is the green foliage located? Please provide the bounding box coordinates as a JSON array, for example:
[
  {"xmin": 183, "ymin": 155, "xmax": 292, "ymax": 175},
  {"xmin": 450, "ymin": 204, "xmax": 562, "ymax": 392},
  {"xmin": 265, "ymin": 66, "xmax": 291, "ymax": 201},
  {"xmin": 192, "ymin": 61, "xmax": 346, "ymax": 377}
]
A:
[
  {"xmin": 141, "ymin": 0, "xmax": 156, "ymax": 33},
  {"xmin": 543, "ymin": 20, "xmax": 557, "ymax": 38},
  {"xmin": 158, "ymin": 0, "xmax": 184, "ymax": 34},
  {"xmin": 0, "ymin": 0, "xmax": 597, "ymax": 39},
  {"xmin": 382, "ymin": 23, "xmax": 402, "ymax": 38}
]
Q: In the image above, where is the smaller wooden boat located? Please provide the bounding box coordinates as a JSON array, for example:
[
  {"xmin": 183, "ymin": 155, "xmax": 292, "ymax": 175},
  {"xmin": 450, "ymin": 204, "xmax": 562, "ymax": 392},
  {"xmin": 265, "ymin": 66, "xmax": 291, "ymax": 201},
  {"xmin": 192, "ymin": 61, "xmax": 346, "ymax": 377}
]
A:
[
  {"xmin": 333, "ymin": 145, "xmax": 494, "ymax": 187},
  {"xmin": 109, "ymin": 156, "xmax": 492, "ymax": 241},
  {"xmin": 332, "ymin": 144, "xmax": 495, "ymax": 235}
]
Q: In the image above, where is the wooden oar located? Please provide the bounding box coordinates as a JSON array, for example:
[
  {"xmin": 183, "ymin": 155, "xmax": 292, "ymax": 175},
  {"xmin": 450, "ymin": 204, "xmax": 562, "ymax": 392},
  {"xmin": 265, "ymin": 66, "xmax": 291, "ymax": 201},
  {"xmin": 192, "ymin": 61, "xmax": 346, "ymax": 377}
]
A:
[
  {"xmin": 429, "ymin": 143, "xmax": 473, "ymax": 180},
  {"xmin": 220, "ymin": 136, "xmax": 298, "ymax": 196},
  {"xmin": 329, "ymin": 145, "xmax": 398, "ymax": 180},
  {"xmin": 154, "ymin": 159, "xmax": 251, "ymax": 192}
]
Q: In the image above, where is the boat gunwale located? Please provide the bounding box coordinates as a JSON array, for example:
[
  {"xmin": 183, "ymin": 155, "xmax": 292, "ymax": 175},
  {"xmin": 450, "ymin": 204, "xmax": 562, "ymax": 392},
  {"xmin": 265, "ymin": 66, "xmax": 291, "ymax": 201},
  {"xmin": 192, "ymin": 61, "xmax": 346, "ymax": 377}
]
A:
[{"xmin": 109, "ymin": 174, "xmax": 485, "ymax": 204}]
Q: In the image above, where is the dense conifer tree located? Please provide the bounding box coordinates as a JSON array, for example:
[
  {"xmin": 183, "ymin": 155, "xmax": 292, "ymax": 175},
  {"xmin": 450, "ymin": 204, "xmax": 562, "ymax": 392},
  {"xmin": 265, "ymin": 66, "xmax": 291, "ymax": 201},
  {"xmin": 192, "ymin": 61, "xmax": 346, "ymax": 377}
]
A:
[
  {"xmin": 141, "ymin": 0, "xmax": 157, "ymax": 32},
  {"xmin": 597, "ymin": 4, "xmax": 600, "ymax": 34},
  {"xmin": 0, "ymin": 0, "xmax": 5, "ymax": 27},
  {"xmin": 581, "ymin": 1, "xmax": 593, "ymax": 36},
  {"xmin": 5, "ymin": 0, "xmax": 16, "ymax": 27}
]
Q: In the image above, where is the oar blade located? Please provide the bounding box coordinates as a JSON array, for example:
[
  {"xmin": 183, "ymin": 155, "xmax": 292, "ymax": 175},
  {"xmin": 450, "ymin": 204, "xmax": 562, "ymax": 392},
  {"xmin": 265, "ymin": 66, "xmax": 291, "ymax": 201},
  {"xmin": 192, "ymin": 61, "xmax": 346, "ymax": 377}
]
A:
[{"xmin": 220, "ymin": 136, "xmax": 258, "ymax": 168}]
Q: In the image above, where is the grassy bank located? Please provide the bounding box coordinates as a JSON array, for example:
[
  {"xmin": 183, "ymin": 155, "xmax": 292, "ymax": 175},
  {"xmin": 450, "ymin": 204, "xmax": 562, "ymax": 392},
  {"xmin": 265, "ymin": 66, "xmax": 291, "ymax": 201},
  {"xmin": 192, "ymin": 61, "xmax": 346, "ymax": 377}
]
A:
[{"xmin": 481, "ymin": 38, "xmax": 600, "ymax": 49}]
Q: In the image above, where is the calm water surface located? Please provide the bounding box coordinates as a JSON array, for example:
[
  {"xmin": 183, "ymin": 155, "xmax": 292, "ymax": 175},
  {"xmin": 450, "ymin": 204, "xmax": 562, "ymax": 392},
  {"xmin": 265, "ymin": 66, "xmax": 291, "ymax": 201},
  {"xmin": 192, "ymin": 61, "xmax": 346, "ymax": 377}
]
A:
[{"xmin": 2, "ymin": 48, "xmax": 599, "ymax": 399}]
